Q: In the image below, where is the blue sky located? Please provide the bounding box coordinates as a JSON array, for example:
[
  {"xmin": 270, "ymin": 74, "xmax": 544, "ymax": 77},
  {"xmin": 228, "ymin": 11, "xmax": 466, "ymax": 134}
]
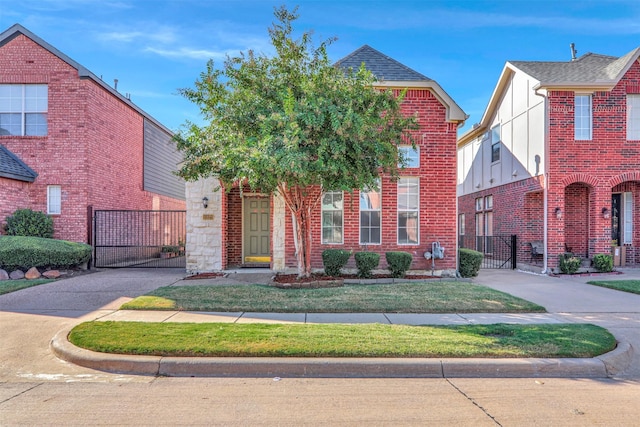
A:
[{"xmin": 2, "ymin": 0, "xmax": 640, "ymax": 134}]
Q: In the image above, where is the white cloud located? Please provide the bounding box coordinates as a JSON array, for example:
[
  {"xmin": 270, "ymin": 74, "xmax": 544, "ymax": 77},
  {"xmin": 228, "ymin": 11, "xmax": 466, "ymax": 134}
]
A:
[{"xmin": 144, "ymin": 46, "xmax": 229, "ymax": 60}]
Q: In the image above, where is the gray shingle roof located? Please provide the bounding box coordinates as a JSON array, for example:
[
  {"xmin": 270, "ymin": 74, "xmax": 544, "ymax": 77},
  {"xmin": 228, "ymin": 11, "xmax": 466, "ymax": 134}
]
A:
[
  {"xmin": 510, "ymin": 48, "xmax": 640, "ymax": 85},
  {"xmin": 0, "ymin": 145, "xmax": 37, "ymax": 182},
  {"xmin": 335, "ymin": 45, "xmax": 432, "ymax": 82}
]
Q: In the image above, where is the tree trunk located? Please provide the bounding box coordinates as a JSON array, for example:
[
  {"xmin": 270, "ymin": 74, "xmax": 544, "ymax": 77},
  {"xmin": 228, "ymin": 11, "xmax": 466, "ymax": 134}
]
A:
[{"xmin": 278, "ymin": 184, "xmax": 320, "ymax": 278}]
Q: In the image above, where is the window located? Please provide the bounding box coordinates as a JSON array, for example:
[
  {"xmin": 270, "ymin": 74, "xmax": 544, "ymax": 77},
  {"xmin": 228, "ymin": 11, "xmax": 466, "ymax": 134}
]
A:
[
  {"xmin": 397, "ymin": 177, "xmax": 419, "ymax": 244},
  {"xmin": 321, "ymin": 191, "xmax": 343, "ymax": 244},
  {"xmin": 398, "ymin": 145, "xmax": 419, "ymax": 168},
  {"xmin": 623, "ymin": 192, "xmax": 633, "ymax": 245},
  {"xmin": 476, "ymin": 195, "xmax": 493, "ymax": 254},
  {"xmin": 360, "ymin": 180, "xmax": 381, "ymax": 244},
  {"xmin": 490, "ymin": 125, "xmax": 501, "ymax": 163},
  {"xmin": 458, "ymin": 213, "xmax": 465, "ymax": 236},
  {"xmin": 0, "ymin": 84, "xmax": 48, "ymax": 136},
  {"xmin": 575, "ymin": 95, "xmax": 592, "ymax": 140},
  {"xmin": 47, "ymin": 185, "xmax": 61, "ymax": 215},
  {"xmin": 627, "ymin": 94, "xmax": 640, "ymax": 141}
]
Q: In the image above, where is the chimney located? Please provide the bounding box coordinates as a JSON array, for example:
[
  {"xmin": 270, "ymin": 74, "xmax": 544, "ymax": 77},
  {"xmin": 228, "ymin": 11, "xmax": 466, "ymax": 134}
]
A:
[
  {"xmin": 114, "ymin": 79, "xmax": 119, "ymax": 91},
  {"xmin": 570, "ymin": 43, "xmax": 577, "ymax": 61}
]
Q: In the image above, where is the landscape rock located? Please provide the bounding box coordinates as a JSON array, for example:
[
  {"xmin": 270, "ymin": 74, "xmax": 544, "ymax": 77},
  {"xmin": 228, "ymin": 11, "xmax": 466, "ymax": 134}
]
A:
[
  {"xmin": 42, "ymin": 270, "xmax": 61, "ymax": 279},
  {"xmin": 0, "ymin": 269, "xmax": 9, "ymax": 280},
  {"xmin": 25, "ymin": 267, "xmax": 41, "ymax": 279},
  {"xmin": 9, "ymin": 270, "xmax": 25, "ymax": 280}
]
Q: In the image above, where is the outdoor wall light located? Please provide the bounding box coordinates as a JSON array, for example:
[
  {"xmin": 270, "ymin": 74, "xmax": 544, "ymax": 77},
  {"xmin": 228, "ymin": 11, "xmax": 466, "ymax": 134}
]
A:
[
  {"xmin": 602, "ymin": 207, "xmax": 610, "ymax": 219},
  {"xmin": 555, "ymin": 207, "xmax": 563, "ymax": 220},
  {"xmin": 202, "ymin": 197, "xmax": 209, "ymax": 209}
]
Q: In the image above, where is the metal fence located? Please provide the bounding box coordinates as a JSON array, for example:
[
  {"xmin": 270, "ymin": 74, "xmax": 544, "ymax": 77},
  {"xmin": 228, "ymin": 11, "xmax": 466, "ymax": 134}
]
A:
[
  {"xmin": 459, "ymin": 234, "xmax": 517, "ymax": 269},
  {"xmin": 93, "ymin": 210, "xmax": 186, "ymax": 268}
]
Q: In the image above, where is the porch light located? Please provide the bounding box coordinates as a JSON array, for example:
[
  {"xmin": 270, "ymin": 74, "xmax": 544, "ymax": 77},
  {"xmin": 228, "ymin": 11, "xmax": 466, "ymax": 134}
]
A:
[
  {"xmin": 555, "ymin": 207, "xmax": 563, "ymax": 220},
  {"xmin": 602, "ymin": 207, "xmax": 610, "ymax": 219},
  {"xmin": 202, "ymin": 197, "xmax": 209, "ymax": 209}
]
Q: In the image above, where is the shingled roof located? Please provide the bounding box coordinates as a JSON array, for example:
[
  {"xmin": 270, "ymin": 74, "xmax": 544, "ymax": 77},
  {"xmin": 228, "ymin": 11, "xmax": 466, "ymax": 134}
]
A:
[
  {"xmin": 509, "ymin": 48, "xmax": 640, "ymax": 87},
  {"xmin": 0, "ymin": 145, "xmax": 37, "ymax": 182},
  {"xmin": 335, "ymin": 45, "xmax": 432, "ymax": 82}
]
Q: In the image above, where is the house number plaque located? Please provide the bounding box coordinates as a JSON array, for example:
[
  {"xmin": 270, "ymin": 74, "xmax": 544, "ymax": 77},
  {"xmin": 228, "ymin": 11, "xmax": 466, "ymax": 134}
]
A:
[{"xmin": 202, "ymin": 214, "xmax": 215, "ymax": 221}]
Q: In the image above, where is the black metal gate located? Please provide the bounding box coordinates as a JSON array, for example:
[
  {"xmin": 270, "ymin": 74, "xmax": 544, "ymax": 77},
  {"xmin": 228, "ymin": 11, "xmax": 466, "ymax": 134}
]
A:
[
  {"xmin": 459, "ymin": 234, "xmax": 517, "ymax": 269},
  {"xmin": 93, "ymin": 210, "xmax": 186, "ymax": 268}
]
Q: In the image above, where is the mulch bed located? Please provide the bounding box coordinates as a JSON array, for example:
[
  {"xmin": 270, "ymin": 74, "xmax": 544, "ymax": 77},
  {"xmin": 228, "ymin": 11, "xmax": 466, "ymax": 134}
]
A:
[
  {"xmin": 184, "ymin": 272, "xmax": 225, "ymax": 280},
  {"xmin": 273, "ymin": 273, "xmax": 439, "ymax": 284}
]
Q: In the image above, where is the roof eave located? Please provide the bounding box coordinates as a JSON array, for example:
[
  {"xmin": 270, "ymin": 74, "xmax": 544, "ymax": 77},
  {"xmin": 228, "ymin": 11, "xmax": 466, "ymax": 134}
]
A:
[{"xmin": 374, "ymin": 80, "xmax": 467, "ymax": 124}]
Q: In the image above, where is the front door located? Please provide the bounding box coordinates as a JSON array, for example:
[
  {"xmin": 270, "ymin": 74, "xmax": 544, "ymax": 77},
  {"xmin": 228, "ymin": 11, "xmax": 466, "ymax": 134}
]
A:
[{"xmin": 243, "ymin": 197, "xmax": 271, "ymax": 265}]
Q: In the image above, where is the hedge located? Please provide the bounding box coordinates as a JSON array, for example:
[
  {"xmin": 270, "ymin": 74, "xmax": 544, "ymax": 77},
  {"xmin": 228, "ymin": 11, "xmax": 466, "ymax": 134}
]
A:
[
  {"xmin": 459, "ymin": 248, "xmax": 483, "ymax": 278},
  {"xmin": 385, "ymin": 251, "xmax": 413, "ymax": 278},
  {"xmin": 0, "ymin": 236, "xmax": 91, "ymax": 271}
]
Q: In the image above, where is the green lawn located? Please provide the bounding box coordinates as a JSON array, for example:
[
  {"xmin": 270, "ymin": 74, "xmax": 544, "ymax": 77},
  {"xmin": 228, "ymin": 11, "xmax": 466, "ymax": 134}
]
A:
[
  {"xmin": 0, "ymin": 279, "xmax": 54, "ymax": 296},
  {"xmin": 69, "ymin": 321, "xmax": 616, "ymax": 358},
  {"xmin": 121, "ymin": 282, "xmax": 546, "ymax": 313},
  {"xmin": 586, "ymin": 280, "xmax": 640, "ymax": 295}
]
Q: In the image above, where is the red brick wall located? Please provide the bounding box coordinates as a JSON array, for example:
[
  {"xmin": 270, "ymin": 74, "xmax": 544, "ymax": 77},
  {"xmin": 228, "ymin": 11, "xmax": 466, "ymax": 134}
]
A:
[
  {"xmin": 280, "ymin": 88, "xmax": 459, "ymax": 272},
  {"xmin": 0, "ymin": 34, "xmax": 184, "ymax": 243}
]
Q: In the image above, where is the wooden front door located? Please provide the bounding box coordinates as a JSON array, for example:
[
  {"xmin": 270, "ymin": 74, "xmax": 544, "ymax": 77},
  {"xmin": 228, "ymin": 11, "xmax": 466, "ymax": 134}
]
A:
[{"xmin": 243, "ymin": 197, "xmax": 271, "ymax": 265}]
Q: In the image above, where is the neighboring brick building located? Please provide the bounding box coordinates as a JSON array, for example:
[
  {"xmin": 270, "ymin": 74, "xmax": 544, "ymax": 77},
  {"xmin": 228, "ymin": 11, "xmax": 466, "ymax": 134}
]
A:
[
  {"xmin": 186, "ymin": 46, "xmax": 466, "ymax": 274},
  {"xmin": 0, "ymin": 24, "xmax": 185, "ymax": 244},
  {"xmin": 457, "ymin": 46, "xmax": 640, "ymax": 271}
]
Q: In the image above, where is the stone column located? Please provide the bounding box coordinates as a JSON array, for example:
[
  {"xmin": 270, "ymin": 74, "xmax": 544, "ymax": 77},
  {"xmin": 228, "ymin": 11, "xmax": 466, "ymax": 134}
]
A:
[
  {"xmin": 272, "ymin": 192, "xmax": 286, "ymax": 272},
  {"xmin": 185, "ymin": 178, "xmax": 223, "ymax": 273}
]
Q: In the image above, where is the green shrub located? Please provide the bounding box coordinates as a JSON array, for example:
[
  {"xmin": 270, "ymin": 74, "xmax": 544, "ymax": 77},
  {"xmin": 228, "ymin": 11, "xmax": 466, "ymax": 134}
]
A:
[
  {"xmin": 459, "ymin": 248, "xmax": 483, "ymax": 278},
  {"xmin": 0, "ymin": 236, "xmax": 91, "ymax": 271},
  {"xmin": 354, "ymin": 252, "xmax": 380, "ymax": 278},
  {"xmin": 4, "ymin": 209, "xmax": 54, "ymax": 238},
  {"xmin": 385, "ymin": 251, "xmax": 413, "ymax": 278},
  {"xmin": 559, "ymin": 253, "xmax": 581, "ymax": 275},
  {"xmin": 321, "ymin": 249, "xmax": 352, "ymax": 277},
  {"xmin": 592, "ymin": 254, "xmax": 613, "ymax": 273}
]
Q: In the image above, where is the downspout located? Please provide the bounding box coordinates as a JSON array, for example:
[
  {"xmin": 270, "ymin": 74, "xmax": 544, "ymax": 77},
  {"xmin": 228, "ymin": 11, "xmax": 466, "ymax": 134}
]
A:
[{"xmin": 534, "ymin": 87, "xmax": 550, "ymax": 274}]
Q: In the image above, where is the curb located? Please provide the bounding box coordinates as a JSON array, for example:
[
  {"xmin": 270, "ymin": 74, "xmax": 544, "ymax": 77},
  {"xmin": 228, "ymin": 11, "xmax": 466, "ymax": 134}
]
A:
[{"xmin": 51, "ymin": 330, "xmax": 632, "ymax": 379}]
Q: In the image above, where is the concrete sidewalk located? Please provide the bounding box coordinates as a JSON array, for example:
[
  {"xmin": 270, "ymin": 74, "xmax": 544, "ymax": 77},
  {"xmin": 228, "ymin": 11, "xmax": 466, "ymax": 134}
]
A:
[{"xmin": 46, "ymin": 267, "xmax": 639, "ymax": 379}]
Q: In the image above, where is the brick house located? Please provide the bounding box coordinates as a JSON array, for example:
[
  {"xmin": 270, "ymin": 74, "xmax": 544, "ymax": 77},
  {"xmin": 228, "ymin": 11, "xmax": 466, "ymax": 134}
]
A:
[
  {"xmin": 186, "ymin": 45, "xmax": 466, "ymax": 274},
  {"xmin": 0, "ymin": 24, "xmax": 185, "ymax": 244},
  {"xmin": 457, "ymin": 46, "xmax": 640, "ymax": 271}
]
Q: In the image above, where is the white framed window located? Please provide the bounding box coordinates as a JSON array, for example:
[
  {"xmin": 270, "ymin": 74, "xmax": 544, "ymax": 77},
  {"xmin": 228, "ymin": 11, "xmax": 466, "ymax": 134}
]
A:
[
  {"xmin": 397, "ymin": 177, "xmax": 419, "ymax": 244},
  {"xmin": 360, "ymin": 179, "xmax": 381, "ymax": 244},
  {"xmin": 475, "ymin": 197, "xmax": 483, "ymax": 212},
  {"xmin": 459, "ymin": 213, "xmax": 465, "ymax": 236},
  {"xmin": 0, "ymin": 84, "xmax": 48, "ymax": 136},
  {"xmin": 398, "ymin": 145, "xmax": 419, "ymax": 168},
  {"xmin": 623, "ymin": 192, "xmax": 633, "ymax": 245},
  {"xmin": 321, "ymin": 191, "xmax": 343, "ymax": 244},
  {"xmin": 490, "ymin": 125, "xmax": 501, "ymax": 162},
  {"xmin": 575, "ymin": 95, "xmax": 592, "ymax": 140},
  {"xmin": 47, "ymin": 185, "xmax": 61, "ymax": 215},
  {"xmin": 627, "ymin": 94, "xmax": 640, "ymax": 141}
]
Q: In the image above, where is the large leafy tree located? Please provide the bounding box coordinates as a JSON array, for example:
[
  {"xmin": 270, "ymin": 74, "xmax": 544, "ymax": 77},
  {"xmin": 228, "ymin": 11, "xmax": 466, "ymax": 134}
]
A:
[{"xmin": 175, "ymin": 6, "xmax": 418, "ymax": 277}]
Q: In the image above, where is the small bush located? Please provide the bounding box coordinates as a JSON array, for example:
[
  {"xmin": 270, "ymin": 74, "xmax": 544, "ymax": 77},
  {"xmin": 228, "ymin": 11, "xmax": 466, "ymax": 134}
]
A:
[
  {"xmin": 559, "ymin": 253, "xmax": 581, "ymax": 275},
  {"xmin": 385, "ymin": 251, "xmax": 413, "ymax": 278},
  {"xmin": 592, "ymin": 254, "xmax": 613, "ymax": 273},
  {"xmin": 354, "ymin": 252, "xmax": 380, "ymax": 278},
  {"xmin": 4, "ymin": 209, "xmax": 54, "ymax": 238},
  {"xmin": 459, "ymin": 248, "xmax": 483, "ymax": 278},
  {"xmin": 322, "ymin": 249, "xmax": 352, "ymax": 277},
  {"xmin": 0, "ymin": 236, "xmax": 91, "ymax": 271}
]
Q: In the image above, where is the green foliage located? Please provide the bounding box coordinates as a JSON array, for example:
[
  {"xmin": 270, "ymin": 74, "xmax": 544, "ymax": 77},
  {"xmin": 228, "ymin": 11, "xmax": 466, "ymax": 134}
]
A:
[
  {"xmin": 385, "ymin": 251, "xmax": 413, "ymax": 278},
  {"xmin": 354, "ymin": 252, "xmax": 380, "ymax": 278},
  {"xmin": 0, "ymin": 236, "xmax": 91, "ymax": 271},
  {"xmin": 321, "ymin": 249, "xmax": 352, "ymax": 277},
  {"xmin": 559, "ymin": 253, "xmax": 581, "ymax": 275},
  {"xmin": 4, "ymin": 209, "xmax": 54, "ymax": 238},
  {"xmin": 459, "ymin": 248, "xmax": 483, "ymax": 278},
  {"xmin": 174, "ymin": 6, "xmax": 418, "ymax": 277},
  {"xmin": 592, "ymin": 254, "xmax": 613, "ymax": 273},
  {"xmin": 161, "ymin": 245, "xmax": 180, "ymax": 253}
]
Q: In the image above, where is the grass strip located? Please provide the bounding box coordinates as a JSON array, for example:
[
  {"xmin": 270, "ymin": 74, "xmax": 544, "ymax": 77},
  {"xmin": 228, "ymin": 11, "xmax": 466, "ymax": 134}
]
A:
[
  {"xmin": 587, "ymin": 280, "xmax": 640, "ymax": 295},
  {"xmin": 0, "ymin": 279, "xmax": 54, "ymax": 296},
  {"xmin": 121, "ymin": 282, "xmax": 545, "ymax": 313},
  {"xmin": 69, "ymin": 322, "xmax": 614, "ymax": 358}
]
